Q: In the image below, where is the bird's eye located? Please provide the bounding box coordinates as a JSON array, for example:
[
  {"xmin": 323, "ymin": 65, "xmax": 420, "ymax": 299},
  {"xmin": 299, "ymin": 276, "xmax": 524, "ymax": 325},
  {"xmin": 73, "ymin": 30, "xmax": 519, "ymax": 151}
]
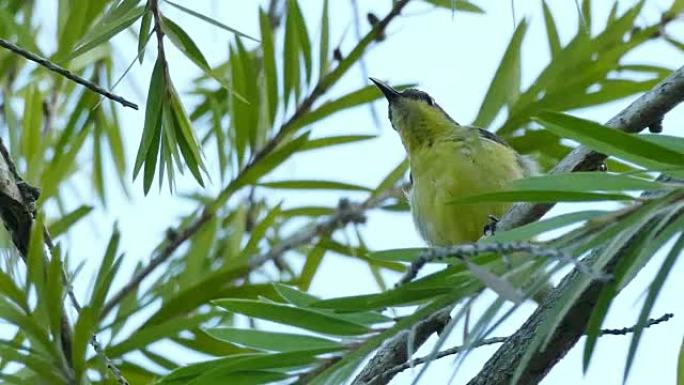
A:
[{"xmin": 426, "ymin": 97, "xmax": 435, "ymax": 106}]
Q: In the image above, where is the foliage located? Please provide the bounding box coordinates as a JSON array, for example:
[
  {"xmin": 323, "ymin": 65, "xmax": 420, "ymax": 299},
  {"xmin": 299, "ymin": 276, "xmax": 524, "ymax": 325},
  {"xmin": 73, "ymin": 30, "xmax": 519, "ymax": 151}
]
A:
[{"xmin": 0, "ymin": 1, "xmax": 682, "ymax": 385}]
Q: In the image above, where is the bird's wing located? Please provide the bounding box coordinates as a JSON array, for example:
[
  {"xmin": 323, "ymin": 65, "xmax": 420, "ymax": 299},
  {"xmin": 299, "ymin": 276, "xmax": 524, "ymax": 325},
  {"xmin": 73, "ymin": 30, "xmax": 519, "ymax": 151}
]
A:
[
  {"xmin": 474, "ymin": 127, "xmax": 511, "ymax": 148},
  {"xmin": 465, "ymin": 125, "xmax": 540, "ymax": 176}
]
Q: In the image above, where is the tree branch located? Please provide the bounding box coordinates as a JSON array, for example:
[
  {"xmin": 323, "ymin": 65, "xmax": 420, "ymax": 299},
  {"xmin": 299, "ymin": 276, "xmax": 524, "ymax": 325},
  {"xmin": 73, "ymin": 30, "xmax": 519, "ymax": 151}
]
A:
[
  {"xmin": 378, "ymin": 313, "xmax": 673, "ymax": 382},
  {"xmin": 0, "ymin": 38, "xmax": 138, "ymax": 110}
]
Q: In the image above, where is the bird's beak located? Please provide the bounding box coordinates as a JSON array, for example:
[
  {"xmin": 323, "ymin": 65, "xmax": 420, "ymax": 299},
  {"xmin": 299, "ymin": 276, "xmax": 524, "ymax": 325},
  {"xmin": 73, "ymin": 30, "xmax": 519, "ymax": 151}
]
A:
[{"xmin": 370, "ymin": 77, "xmax": 401, "ymax": 102}]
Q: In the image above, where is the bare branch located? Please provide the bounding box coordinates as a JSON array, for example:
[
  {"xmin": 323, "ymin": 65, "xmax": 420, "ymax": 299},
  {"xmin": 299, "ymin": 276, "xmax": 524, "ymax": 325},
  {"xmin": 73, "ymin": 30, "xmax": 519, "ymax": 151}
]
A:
[
  {"xmin": 0, "ymin": 38, "xmax": 138, "ymax": 110},
  {"xmin": 378, "ymin": 313, "xmax": 674, "ymax": 382}
]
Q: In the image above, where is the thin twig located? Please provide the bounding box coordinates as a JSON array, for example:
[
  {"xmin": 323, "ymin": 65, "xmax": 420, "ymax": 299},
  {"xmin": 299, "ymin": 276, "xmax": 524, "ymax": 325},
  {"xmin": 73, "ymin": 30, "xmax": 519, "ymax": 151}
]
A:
[
  {"xmin": 0, "ymin": 38, "xmax": 138, "ymax": 110},
  {"xmin": 101, "ymin": 209, "xmax": 212, "ymax": 318},
  {"xmin": 376, "ymin": 313, "xmax": 674, "ymax": 382},
  {"xmin": 397, "ymin": 242, "xmax": 608, "ymax": 286}
]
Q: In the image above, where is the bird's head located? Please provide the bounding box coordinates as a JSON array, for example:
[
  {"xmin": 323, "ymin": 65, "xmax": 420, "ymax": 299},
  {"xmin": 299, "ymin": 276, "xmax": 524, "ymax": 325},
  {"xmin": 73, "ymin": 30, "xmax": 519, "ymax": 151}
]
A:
[{"xmin": 370, "ymin": 77, "xmax": 459, "ymax": 150}]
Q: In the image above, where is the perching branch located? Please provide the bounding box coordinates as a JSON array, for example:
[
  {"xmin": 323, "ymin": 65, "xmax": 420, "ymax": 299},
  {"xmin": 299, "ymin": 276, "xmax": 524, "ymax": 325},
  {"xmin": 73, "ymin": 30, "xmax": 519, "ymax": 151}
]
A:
[
  {"xmin": 397, "ymin": 242, "xmax": 607, "ymax": 286},
  {"xmin": 0, "ymin": 38, "xmax": 138, "ymax": 110}
]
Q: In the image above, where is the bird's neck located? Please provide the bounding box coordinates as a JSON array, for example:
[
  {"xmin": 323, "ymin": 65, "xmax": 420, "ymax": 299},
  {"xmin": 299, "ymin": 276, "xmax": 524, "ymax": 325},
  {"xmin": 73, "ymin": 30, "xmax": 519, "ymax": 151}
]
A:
[{"xmin": 397, "ymin": 117, "xmax": 471, "ymax": 155}]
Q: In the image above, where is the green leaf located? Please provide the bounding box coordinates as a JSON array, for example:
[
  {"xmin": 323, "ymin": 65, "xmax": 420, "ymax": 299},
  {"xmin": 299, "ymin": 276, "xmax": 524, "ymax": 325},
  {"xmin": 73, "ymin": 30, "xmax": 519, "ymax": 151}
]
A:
[
  {"xmin": 288, "ymin": 84, "xmax": 413, "ymax": 133},
  {"xmin": 367, "ymin": 248, "xmax": 426, "ymax": 263},
  {"xmin": 72, "ymin": 306, "xmax": 97, "ymax": 381},
  {"xmin": 169, "ymin": 84, "xmax": 206, "ymax": 187},
  {"xmin": 107, "ymin": 313, "xmax": 215, "ymax": 357},
  {"xmin": 298, "ymin": 135, "xmax": 377, "ymax": 152},
  {"xmin": 678, "ymin": 337, "xmax": 684, "ymax": 385},
  {"xmin": 68, "ymin": 5, "xmax": 144, "ymax": 60},
  {"xmin": 188, "ymin": 370, "xmax": 289, "ymax": 385},
  {"xmin": 624, "ymin": 231, "xmax": 684, "ymax": 380},
  {"xmin": 138, "ymin": 6, "xmax": 152, "ymax": 64},
  {"xmin": 239, "ymin": 205, "xmax": 281, "ymax": 262},
  {"xmin": 473, "ymin": 19, "xmax": 526, "ymax": 127},
  {"xmin": 487, "ymin": 210, "xmax": 609, "ymax": 243},
  {"xmin": 133, "ymin": 57, "xmax": 165, "ymax": 180},
  {"xmin": 510, "ymin": 172, "xmax": 666, "ymax": 192},
  {"xmin": 307, "ymin": 295, "xmax": 458, "ymax": 385},
  {"xmin": 163, "ymin": 0, "xmax": 260, "ymax": 42},
  {"xmin": 222, "ymin": 133, "xmax": 310, "ymax": 201},
  {"xmin": 48, "ymin": 205, "xmax": 93, "ymax": 238},
  {"xmin": 535, "ymin": 112, "xmax": 684, "ymax": 168},
  {"xmin": 542, "ymin": 1, "xmax": 561, "ymax": 57},
  {"xmin": 213, "ymin": 299, "xmax": 370, "ymax": 336},
  {"xmin": 259, "ymin": 179, "xmax": 371, "ymax": 191},
  {"xmin": 319, "ymin": 0, "xmax": 330, "ymax": 75},
  {"xmin": 90, "ymin": 227, "xmax": 121, "ymax": 316},
  {"xmin": 46, "ymin": 250, "xmax": 64, "ymax": 339},
  {"xmin": 206, "ymin": 328, "xmax": 342, "ymax": 353},
  {"xmin": 162, "ymin": 16, "xmax": 211, "ymax": 73},
  {"xmin": 281, "ymin": 206, "xmax": 336, "ymax": 218},
  {"xmin": 40, "ymin": 123, "xmax": 91, "ymax": 201},
  {"xmin": 283, "ymin": 2, "xmax": 300, "ymax": 107},
  {"xmin": 22, "ymin": 85, "xmax": 43, "ymax": 179},
  {"xmin": 371, "ymin": 158, "xmax": 408, "ymax": 198},
  {"xmin": 424, "ymin": 0, "xmax": 485, "ymax": 13},
  {"xmin": 259, "ymin": 9, "xmax": 278, "ymax": 125},
  {"xmin": 161, "ymin": 351, "xmax": 320, "ymax": 385},
  {"xmin": 289, "ymin": 0, "xmax": 312, "ymax": 83},
  {"xmin": 273, "ymin": 284, "xmax": 319, "ymax": 307},
  {"xmin": 26, "ymin": 214, "xmax": 45, "ymax": 296},
  {"xmin": 451, "ymin": 190, "xmax": 634, "ymax": 204},
  {"xmin": 143, "ymin": 108, "xmax": 163, "ymax": 194},
  {"xmin": 0, "ymin": 271, "xmax": 28, "ymax": 311}
]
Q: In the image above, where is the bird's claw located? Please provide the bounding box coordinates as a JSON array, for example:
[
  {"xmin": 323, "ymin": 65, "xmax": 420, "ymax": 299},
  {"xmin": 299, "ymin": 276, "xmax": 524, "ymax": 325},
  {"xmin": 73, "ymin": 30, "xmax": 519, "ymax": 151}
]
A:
[{"xmin": 483, "ymin": 215, "xmax": 499, "ymax": 237}]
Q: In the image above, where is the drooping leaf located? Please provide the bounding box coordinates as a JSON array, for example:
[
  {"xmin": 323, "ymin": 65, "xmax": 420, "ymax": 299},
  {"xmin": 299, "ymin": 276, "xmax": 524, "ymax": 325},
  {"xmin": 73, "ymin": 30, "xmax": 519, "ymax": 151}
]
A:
[
  {"xmin": 259, "ymin": 9, "xmax": 278, "ymax": 125},
  {"xmin": 213, "ymin": 299, "xmax": 370, "ymax": 336},
  {"xmin": 48, "ymin": 205, "xmax": 94, "ymax": 238},
  {"xmin": 473, "ymin": 20, "xmax": 527, "ymax": 127},
  {"xmin": 424, "ymin": 0, "xmax": 485, "ymax": 13},
  {"xmin": 624, "ymin": 232, "xmax": 684, "ymax": 380},
  {"xmin": 259, "ymin": 180, "xmax": 371, "ymax": 192},
  {"xmin": 206, "ymin": 328, "xmax": 342, "ymax": 353},
  {"xmin": 535, "ymin": 112, "xmax": 684, "ymax": 169},
  {"xmin": 162, "ymin": 16, "xmax": 211, "ymax": 73},
  {"xmin": 319, "ymin": 0, "xmax": 330, "ymax": 75},
  {"xmin": 163, "ymin": 0, "xmax": 259, "ymax": 42},
  {"xmin": 68, "ymin": 5, "xmax": 144, "ymax": 60},
  {"xmin": 133, "ymin": 57, "xmax": 165, "ymax": 180},
  {"xmin": 542, "ymin": 1, "xmax": 561, "ymax": 57}
]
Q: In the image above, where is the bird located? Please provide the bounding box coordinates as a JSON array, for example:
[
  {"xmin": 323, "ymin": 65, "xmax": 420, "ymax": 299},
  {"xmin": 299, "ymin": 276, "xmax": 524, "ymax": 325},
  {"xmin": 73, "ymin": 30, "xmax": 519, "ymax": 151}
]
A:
[{"xmin": 370, "ymin": 78, "xmax": 537, "ymax": 246}]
